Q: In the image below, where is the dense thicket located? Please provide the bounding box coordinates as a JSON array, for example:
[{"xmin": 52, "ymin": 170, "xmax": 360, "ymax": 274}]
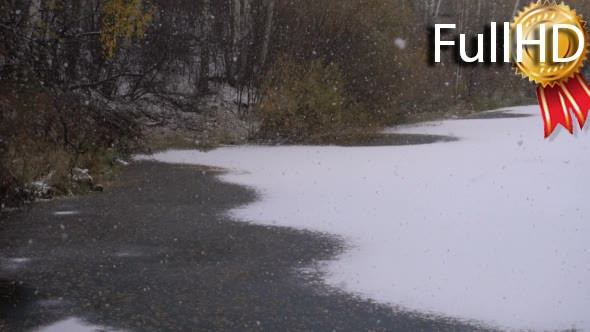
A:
[{"xmin": 2, "ymin": 0, "xmax": 588, "ymax": 207}]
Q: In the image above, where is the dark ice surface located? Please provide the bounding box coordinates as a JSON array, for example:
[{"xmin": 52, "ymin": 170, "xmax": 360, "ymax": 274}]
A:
[
  {"xmin": 0, "ymin": 162, "xmax": 497, "ymax": 332},
  {"xmin": 463, "ymin": 110, "xmax": 533, "ymax": 120}
]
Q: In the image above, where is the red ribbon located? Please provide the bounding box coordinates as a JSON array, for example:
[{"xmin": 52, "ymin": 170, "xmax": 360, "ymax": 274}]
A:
[{"xmin": 536, "ymin": 74, "xmax": 590, "ymax": 138}]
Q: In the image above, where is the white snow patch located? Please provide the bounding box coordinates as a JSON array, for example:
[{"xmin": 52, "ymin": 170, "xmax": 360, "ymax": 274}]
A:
[
  {"xmin": 1, "ymin": 257, "xmax": 32, "ymax": 271},
  {"xmin": 114, "ymin": 250, "xmax": 142, "ymax": 258},
  {"xmin": 116, "ymin": 158, "xmax": 130, "ymax": 166},
  {"xmin": 10, "ymin": 257, "xmax": 31, "ymax": 264},
  {"xmin": 72, "ymin": 168, "xmax": 93, "ymax": 184},
  {"xmin": 394, "ymin": 38, "xmax": 407, "ymax": 50},
  {"xmin": 148, "ymin": 106, "xmax": 590, "ymax": 331},
  {"xmin": 28, "ymin": 172, "xmax": 54, "ymax": 198},
  {"xmin": 32, "ymin": 317, "xmax": 126, "ymax": 332},
  {"xmin": 53, "ymin": 211, "xmax": 79, "ymax": 216}
]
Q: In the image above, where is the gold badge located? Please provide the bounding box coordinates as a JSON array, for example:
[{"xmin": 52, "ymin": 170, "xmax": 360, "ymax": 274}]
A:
[{"xmin": 511, "ymin": 1, "xmax": 589, "ymax": 87}]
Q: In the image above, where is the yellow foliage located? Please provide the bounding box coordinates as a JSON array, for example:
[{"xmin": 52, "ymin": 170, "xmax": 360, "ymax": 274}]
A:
[{"xmin": 100, "ymin": 0, "xmax": 154, "ymax": 58}]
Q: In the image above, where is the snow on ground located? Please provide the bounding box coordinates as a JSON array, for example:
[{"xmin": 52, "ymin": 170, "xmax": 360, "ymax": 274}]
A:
[
  {"xmin": 32, "ymin": 317, "xmax": 125, "ymax": 332},
  {"xmin": 53, "ymin": 211, "xmax": 79, "ymax": 216},
  {"xmin": 148, "ymin": 106, "xmax": 590, "ymax": 331},
  {"xmin": 1, "ymin": 257, "xmax": 31, "ymax": 272}
]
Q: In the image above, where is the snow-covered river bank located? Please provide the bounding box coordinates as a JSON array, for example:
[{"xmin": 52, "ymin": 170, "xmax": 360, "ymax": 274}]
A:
[{"xmin": 149, "ymin": 106, "xmax": 590, "ymax": 331}]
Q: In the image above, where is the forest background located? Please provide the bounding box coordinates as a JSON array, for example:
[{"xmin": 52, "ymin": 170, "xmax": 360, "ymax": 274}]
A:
[{"xmin": 1, "ymin": 0, "xmax": 585, "ymax": 207}]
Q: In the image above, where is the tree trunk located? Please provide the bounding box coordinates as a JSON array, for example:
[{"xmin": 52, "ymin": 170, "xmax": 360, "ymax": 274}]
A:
[
  {"xmin": 199, "ymin": 0, "xmax": 211, "ymax": 93},
  {"xmin": 233, "ymin": 0, "xmax": 242, "ymax": 49},
  {"xmin": 259, "ymin": 0, "xmax": 275, "ymax": 71}
]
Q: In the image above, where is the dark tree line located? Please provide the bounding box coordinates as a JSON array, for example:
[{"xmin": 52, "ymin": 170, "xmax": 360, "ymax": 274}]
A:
[{"xmin": 4, "ymin": 0, "xmax": 587, "ymax": 207}]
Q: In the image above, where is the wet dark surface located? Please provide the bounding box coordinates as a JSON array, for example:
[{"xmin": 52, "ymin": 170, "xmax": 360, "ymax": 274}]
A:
[
  {"xmin": 332, "ymin": 133, "xmax": 459, "ymax": 147},
  {"xmin": 259, "ymin": 133, "xmax": 459, "ymax": 147},
  {"xmin": 0, "ymin": 162, "xmax": 497, "ymax": 331},
  {"xmin": 464, "ymin": 110, "xmax": 533, "ymax": 120}
]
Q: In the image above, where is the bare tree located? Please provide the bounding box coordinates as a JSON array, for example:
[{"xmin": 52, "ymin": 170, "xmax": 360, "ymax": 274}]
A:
[
  {"xmin": 199, "ymin": 0, "xmax": 211, "ymax": 93},
  {"xmin": 259, "ymin": 0, "xmax": 275, "ymax": 71}
]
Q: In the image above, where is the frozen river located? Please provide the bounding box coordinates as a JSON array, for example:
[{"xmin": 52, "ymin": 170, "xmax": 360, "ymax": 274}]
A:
[{"xmin": 150, "ymin": 106, "xmax": 590, "ymax": 331}]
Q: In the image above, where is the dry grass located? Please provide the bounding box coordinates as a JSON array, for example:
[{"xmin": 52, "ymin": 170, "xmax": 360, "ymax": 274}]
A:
[
  {"xmin": 0, "ymin": 86, "xmax": 136, "ymax": 208},
  {"xmin": 141, "ymin": 129, "xmax": 217, "ymax": 153}
]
